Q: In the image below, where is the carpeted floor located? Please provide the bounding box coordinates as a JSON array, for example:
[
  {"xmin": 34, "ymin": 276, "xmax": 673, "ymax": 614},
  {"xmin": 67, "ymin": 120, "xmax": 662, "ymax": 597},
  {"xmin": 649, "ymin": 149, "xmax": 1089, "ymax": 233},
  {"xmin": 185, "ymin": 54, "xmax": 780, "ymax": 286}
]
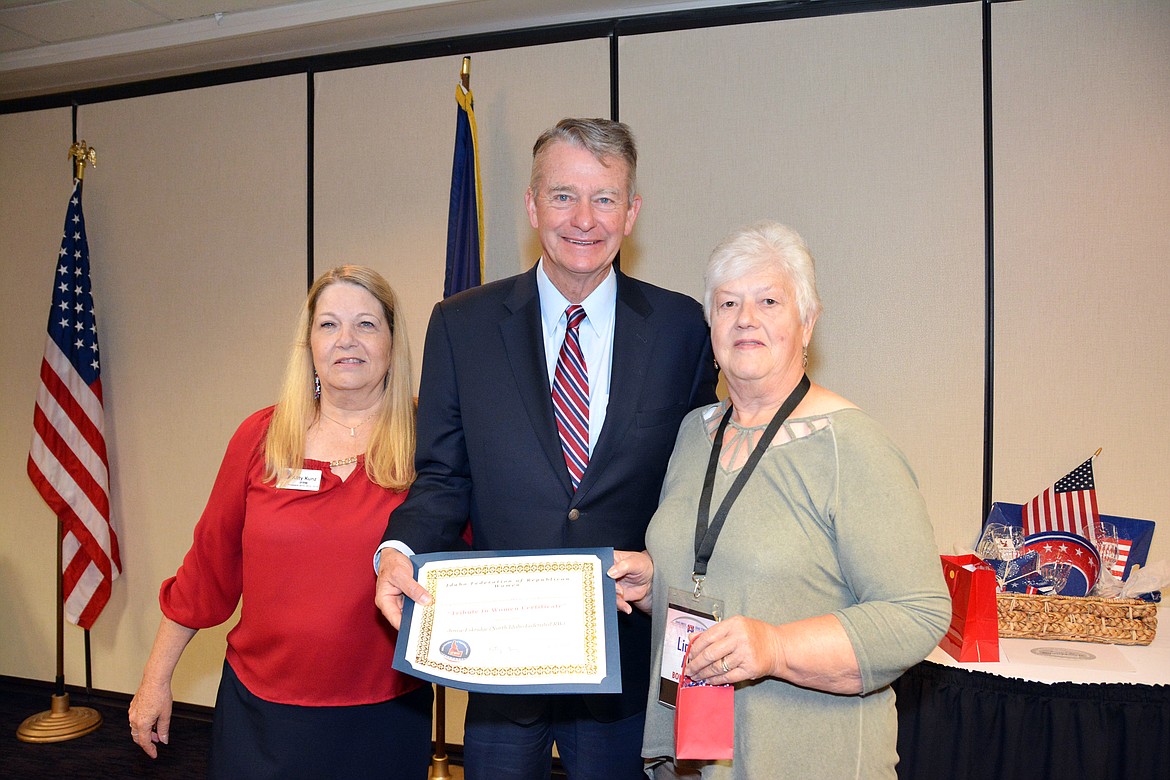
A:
[{"xmin": 0, "ymin": 683, "xmax": 211, "ymax": 779}]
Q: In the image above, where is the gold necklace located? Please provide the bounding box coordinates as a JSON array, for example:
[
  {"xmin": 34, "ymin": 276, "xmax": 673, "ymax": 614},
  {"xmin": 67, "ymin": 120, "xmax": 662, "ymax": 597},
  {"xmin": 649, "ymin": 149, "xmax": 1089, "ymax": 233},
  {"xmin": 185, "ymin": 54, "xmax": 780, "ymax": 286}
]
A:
[
  {"xmin": 318, "ymin": 409, "xmax": 375, "ymax": 437},
  {"xmin": 329, "ymin": 455, "xmax": 360, "ymax": 467}
]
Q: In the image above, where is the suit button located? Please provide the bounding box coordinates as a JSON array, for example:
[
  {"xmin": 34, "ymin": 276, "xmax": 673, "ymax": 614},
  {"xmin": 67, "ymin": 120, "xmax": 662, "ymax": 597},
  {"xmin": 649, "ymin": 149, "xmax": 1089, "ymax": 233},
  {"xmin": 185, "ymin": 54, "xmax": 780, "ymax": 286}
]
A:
[{"xmin": 568, "ymin": 509, "xmax": 581, "ymax": 521}]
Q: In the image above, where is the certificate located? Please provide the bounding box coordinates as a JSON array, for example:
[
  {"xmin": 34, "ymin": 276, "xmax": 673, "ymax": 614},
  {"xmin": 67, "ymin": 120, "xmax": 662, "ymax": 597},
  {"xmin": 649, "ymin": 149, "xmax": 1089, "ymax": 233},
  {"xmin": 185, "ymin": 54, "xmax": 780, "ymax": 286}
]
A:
[{"xmin": 392, "ymin": 548, "xmax": 621, "ymax": 694}]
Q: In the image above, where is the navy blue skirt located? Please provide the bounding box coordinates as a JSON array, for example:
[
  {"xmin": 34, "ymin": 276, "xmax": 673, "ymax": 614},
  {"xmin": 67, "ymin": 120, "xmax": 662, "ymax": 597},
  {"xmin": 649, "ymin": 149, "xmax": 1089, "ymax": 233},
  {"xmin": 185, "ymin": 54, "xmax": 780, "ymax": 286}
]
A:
[{"xmin": 209, "ymin": 661, "xmax": 433, "ymax": 780}]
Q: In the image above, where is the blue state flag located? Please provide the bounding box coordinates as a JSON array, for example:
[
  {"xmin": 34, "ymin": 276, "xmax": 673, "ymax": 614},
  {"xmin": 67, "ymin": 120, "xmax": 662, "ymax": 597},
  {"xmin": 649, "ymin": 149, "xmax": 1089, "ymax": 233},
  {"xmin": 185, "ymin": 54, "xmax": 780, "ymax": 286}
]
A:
[{"xmin": 444, "ymin": 78, "xmax": 483, "ymax": 298}]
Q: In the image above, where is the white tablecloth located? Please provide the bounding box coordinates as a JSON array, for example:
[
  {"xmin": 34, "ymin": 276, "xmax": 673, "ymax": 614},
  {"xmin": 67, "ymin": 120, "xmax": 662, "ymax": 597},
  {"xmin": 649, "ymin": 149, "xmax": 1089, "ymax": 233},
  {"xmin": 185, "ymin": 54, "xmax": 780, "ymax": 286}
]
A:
[{"xmin": 928, "ymin": 604, "xmax": 1166, "ymax": 685}]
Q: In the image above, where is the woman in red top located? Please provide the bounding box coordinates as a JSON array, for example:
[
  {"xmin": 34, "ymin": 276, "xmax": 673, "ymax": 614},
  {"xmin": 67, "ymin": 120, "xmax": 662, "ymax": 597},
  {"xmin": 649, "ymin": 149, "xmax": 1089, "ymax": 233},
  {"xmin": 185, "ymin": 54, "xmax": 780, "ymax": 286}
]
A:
[{"xmin": 129, "ymin": 266, "xmax": 431, "ymax": 779}]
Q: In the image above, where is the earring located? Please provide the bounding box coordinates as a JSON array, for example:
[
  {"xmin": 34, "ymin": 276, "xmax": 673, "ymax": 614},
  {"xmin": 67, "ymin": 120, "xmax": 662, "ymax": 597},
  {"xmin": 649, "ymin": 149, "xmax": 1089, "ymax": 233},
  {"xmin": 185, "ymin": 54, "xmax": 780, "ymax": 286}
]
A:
[
  {"xmin": 802, "ymin": 348, "xmax": 808, "ymax": 369},
  {"xmin": 313, "ymin": 371, "xmax": 321, "ymax": 400},
  {"xmin": 713, "ymin": 359, "xmax": 720, "ymax": 372}
]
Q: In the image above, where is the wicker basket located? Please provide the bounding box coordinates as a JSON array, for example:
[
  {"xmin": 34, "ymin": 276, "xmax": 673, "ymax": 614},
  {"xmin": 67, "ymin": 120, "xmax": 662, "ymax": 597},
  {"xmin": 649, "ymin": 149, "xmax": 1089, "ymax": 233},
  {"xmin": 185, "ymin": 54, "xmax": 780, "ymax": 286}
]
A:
[{"xmin": 996, "ymin": 592, "xmax": 1158, "ymax": 646}]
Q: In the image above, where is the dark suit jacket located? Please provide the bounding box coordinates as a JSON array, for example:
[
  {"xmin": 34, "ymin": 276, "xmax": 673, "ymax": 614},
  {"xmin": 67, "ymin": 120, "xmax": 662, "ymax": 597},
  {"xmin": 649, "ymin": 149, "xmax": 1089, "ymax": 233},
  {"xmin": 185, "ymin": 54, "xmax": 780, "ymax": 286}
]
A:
[{"xmin": 384, "ymin": 265, "xmax": 717, "ymax": 721}]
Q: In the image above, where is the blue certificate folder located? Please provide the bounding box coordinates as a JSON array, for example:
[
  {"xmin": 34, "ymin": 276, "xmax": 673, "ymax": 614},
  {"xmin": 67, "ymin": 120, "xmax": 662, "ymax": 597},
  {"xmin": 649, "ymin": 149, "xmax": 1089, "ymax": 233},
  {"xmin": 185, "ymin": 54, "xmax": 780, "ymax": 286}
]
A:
[{"xmin": 392, "ymin": 547, "xmax": 622, "ymax": 694}]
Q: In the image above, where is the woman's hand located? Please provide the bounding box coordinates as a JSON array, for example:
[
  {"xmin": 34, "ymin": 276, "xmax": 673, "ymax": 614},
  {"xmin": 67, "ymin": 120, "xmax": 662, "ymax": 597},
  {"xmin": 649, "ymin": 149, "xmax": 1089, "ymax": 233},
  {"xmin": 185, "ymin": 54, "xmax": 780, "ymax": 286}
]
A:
[
  {"xmin": 608, "ymin": 550, "xmax": 655, "ymax": 614},
  {"xmin": 128, "ymin": 679, "xmax": 173, "ymax": 758},
  {"xmin": 684, "ymin": 614, "xmax": 862, "ymax": 694},
  {"xmin": 129, "ymin": 617, "xmax": 199, "ymax": 758},
  {"xmin": 684, "ymin": 615, "xmax": 781, "ymax": 683}
]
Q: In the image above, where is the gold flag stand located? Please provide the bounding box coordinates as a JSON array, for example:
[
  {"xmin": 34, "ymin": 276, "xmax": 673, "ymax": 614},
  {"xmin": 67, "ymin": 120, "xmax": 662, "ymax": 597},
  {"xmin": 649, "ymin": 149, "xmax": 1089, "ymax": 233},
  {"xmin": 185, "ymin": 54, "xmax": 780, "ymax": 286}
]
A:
[
  {"xmin": 16, "ymin": 690, "xmax": 102, "ymax": 743},
  {"xmin": 18, "ymin": 143, "xmax": 103, "ymax": 744},
  {"xmin": 17, "ymin": 517, "xmax": 103, "ymax": 742}
]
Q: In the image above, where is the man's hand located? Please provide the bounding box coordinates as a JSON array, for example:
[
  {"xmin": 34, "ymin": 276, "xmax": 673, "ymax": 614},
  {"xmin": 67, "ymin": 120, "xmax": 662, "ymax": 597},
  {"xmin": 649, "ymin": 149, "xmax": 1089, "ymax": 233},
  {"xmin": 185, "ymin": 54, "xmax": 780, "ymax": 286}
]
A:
[
  {"xmin": 608, "ymin": 549, "xmax": 655, "ymax": 614},
  {"xmin": 374, "ymin": 548, "xmax": 432, "ymax": 629}
]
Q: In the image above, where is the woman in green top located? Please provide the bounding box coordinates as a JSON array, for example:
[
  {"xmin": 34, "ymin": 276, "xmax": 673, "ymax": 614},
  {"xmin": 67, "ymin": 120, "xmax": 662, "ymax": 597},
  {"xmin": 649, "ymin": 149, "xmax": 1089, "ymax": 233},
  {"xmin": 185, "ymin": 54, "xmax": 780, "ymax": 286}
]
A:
[{"xmin": 610, "ymin": 221, "xmax": 950, "ymax": 779}]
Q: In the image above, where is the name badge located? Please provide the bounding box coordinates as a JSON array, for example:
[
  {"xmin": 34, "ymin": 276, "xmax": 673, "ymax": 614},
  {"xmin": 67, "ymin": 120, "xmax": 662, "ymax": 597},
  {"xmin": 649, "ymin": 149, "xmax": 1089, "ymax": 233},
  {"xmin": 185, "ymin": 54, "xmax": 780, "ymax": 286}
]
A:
[
  {"xmin": 658, "ymin": 587, "xmax": 723, "ymax": 708},
  {"xmin": 280, "ymin": 469, "xmax": 322, "ymax": 491}
]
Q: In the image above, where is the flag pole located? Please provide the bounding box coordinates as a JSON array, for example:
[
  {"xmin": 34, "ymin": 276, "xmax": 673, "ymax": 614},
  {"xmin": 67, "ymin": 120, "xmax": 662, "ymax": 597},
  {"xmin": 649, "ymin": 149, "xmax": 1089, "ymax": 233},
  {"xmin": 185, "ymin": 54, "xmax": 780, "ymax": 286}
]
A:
[
  {"xmin": 17, "ymin": 518, "xmax": 103, "ymax": 742},
  {"xmin": 428, "ymin": 60, "xmax": 473, "ymax": 780},
  {"xmin": 18, "ymin": 142, "xmax": 104, "ymax": 744},
  {"xmin": 430, "ymin": 681, "xmax": 451, "ymax": 780}
]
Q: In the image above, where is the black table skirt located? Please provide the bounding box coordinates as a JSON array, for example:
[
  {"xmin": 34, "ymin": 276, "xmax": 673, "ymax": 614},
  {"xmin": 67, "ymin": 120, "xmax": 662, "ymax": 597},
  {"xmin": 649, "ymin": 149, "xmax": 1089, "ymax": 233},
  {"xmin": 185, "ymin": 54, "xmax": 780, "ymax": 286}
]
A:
[{"xmin": 893, "ymin": 661, "xmax": 1170, "ymax": 780}]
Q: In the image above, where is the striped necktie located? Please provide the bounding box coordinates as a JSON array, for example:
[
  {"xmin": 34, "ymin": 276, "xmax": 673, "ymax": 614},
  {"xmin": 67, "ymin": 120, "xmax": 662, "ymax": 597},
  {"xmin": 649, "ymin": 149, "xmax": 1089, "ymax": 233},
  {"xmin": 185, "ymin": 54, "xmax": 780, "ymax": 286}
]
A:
[{"xmin": 552, "ymin": 305, "xmax": 589, "ymax": 489}]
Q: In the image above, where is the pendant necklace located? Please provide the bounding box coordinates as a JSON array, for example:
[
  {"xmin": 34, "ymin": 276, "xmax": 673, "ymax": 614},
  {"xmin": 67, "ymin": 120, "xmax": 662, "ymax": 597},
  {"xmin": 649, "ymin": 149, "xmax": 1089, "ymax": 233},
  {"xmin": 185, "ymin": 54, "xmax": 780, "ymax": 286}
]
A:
[{"xmin": 318, "ymin": 409, "xmax": 375, "ymax": 437}]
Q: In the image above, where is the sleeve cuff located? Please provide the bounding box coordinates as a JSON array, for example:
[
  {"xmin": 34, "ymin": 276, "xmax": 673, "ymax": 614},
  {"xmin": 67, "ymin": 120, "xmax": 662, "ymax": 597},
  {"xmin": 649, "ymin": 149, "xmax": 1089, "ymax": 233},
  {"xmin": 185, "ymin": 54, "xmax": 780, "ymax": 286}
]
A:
[{"xmin": 373, "ymin": 539, "xmax": 416, "ymax": 575}]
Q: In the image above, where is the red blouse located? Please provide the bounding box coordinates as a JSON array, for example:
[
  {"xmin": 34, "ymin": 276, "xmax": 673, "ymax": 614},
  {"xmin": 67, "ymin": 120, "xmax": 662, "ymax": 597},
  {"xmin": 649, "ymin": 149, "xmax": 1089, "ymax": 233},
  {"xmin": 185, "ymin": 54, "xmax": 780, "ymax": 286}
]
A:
[{"xmin": 160, "ymin": 407, "xmax": 423, "ymax": 706}]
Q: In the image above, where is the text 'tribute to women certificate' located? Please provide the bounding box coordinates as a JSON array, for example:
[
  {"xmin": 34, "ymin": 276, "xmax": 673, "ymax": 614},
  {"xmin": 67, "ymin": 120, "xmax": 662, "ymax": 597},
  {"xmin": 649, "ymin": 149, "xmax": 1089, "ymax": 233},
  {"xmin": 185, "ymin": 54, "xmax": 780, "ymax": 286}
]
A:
[{"xmin": 392, "ymin": 548, "xmax": 622, "ymax": 694}]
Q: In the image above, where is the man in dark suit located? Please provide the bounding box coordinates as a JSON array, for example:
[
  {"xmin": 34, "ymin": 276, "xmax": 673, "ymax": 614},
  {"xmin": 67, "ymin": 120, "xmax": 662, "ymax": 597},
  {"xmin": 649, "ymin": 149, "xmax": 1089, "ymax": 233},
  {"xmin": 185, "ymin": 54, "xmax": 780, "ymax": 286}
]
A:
[{"xmin": 375, "ymin": 117, "xmax": 717, "ymax": 780}]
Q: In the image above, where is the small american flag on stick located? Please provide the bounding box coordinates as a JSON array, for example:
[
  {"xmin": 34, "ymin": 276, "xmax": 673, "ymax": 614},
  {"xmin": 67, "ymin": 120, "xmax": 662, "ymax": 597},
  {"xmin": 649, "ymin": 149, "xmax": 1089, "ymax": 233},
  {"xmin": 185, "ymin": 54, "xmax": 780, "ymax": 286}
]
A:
[{"xmin": 1020, "ymin": 451, "xmax": 1101, "ymax": 540}]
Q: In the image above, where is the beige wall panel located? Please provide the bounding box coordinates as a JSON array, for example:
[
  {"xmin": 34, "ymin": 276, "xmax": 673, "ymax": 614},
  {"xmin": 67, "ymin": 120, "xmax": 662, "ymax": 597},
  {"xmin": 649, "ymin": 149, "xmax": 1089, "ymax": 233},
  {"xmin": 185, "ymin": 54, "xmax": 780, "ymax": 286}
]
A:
[
  {"xmin": 621, "ymin": 4, "xmax": 986, "ymax": 552},
  {"xmin": 993, "ymin": 0, "xmax": 1170, "ymax": 567},
  {"xmin": 38, "ymin": 76, "xmax": 308, "ymax": 705},
  {"xmin": 0, "ymin": 108, "xmax": 79, "ymax": 683},
  {"xmin": 314, "ymin": 40, "xmax": 610, "ymax": 390}
]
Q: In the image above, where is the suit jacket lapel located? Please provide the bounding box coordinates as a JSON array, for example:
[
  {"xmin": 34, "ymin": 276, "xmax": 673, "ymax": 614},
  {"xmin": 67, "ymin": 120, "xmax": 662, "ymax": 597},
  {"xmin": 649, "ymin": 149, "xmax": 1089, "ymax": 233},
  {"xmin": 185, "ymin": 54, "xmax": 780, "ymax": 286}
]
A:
[
  {"xmin": 577, "ymin": 271, "xmax": 653, "ymax": 498},
  {"xmin": 500, "ymin": 266, "xmax": 575, "ymax": 494}
]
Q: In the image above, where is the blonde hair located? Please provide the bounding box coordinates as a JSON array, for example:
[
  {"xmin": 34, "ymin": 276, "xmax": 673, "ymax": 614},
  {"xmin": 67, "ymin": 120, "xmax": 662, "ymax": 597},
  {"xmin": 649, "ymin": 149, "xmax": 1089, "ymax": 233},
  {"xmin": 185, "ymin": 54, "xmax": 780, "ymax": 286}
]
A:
[{"xmin": 265, "ymin": 265, "xmax": 415, "ymax": 490}]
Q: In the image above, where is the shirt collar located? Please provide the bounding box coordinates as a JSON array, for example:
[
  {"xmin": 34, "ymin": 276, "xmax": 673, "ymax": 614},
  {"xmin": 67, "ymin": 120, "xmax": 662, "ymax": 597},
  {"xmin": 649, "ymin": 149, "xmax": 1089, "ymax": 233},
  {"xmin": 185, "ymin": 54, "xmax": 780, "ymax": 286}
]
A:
[{"xmin": 536, "ymin": 259, "xmax": 617, "ymax": 336}]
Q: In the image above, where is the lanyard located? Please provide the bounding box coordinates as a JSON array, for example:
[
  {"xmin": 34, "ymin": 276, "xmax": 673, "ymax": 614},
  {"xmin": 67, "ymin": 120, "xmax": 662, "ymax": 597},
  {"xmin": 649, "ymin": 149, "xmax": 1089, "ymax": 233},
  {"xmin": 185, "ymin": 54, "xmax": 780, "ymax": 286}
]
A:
[{"xmin": 692, "ymin": 374, "xmax": 810, "ymax": 596}]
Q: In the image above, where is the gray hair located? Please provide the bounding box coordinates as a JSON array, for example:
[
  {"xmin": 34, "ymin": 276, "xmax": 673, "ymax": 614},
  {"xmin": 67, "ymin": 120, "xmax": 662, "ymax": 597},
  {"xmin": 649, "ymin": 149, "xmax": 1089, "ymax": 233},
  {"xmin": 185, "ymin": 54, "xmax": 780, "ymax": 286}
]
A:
[
  {"xmin": 703, "ymin": 221, "xmax": 822, "ymax": 327},
  {"xmin": 530, "ymin": 118, "xmax": 638, "ymax": 199}
]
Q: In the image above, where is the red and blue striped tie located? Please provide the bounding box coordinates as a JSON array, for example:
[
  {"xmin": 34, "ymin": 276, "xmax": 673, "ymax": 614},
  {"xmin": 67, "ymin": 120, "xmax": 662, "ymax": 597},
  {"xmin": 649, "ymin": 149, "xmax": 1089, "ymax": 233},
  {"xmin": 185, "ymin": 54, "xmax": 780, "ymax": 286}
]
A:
[{"xmin": 552, "ymin": 305, "xmax": 589, "ymax": 489}]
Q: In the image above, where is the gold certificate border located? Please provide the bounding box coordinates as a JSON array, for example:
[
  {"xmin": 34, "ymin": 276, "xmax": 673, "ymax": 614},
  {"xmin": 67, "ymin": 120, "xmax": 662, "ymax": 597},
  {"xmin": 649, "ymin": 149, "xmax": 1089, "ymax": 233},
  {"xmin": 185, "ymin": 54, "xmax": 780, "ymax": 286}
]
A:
[{"xmin": 413, "ymin": 560, "xmax": 600, "ymax": 679}]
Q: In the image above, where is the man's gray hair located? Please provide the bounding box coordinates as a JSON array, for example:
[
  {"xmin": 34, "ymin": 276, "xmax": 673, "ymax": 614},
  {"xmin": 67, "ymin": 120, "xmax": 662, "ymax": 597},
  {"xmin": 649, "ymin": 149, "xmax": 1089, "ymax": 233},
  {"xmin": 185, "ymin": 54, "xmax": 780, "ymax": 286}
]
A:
[{"xmin": 530, "ymin": 118, "xmax": 638, "ymax": 199}]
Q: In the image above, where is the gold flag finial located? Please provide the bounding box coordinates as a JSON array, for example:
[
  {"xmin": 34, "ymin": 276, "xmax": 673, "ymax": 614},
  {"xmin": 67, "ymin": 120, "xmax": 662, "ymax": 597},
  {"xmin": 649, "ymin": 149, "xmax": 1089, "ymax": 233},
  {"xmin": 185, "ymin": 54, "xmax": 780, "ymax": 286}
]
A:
[
  {"xmin": 68, "ymin": 141, "xmax": 97, "ymax": 181},
  {"xmin": 461, "ymin": 56, "xmax": 471, "ymax": 90}
]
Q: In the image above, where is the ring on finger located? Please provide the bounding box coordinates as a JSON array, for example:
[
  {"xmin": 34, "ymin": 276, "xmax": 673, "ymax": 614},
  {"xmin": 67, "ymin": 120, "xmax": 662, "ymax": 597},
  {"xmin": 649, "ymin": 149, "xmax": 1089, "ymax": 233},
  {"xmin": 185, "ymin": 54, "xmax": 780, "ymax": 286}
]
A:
[{"xmin": 720, "ymin": 657, "xmax": 730, "ymax": 674}]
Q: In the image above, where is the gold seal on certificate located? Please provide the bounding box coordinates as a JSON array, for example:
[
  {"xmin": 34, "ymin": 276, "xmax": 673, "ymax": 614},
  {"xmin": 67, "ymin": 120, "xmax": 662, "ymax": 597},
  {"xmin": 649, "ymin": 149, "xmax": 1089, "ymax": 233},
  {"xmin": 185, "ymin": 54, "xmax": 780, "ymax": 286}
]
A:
[{"xmin": 392, "ymin": 548, "xmax": 622, "ymax": 694}]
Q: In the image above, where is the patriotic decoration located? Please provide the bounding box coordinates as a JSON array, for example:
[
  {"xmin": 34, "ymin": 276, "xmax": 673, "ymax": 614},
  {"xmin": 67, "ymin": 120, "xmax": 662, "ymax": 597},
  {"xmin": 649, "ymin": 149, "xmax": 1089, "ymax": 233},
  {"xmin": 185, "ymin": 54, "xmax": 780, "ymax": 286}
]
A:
[
  {"xmin": 984, "ymin": 502, "xmax": 1155, "ymax": 586},
  {"xmin": 1022, "ymin": 532, "xmax": 1101, "ymax": 597},
  {"xmin": 1020, "ymin": 456, "xmax": 1099, "ymax": 539},
  {"xmin": 443, "ymin": 59, "xmax": 483, "ymax": 547},
  {"xmin": 27, "ymin": 181, "xmax": 121, "ymax": 629},
  {"xmin": 1111, "ymin": 538, "xmax": 1131, "ymax": 580},
  {"xmin": 443, "ymin": 64, "xmax": 484, "ymax": 299}
]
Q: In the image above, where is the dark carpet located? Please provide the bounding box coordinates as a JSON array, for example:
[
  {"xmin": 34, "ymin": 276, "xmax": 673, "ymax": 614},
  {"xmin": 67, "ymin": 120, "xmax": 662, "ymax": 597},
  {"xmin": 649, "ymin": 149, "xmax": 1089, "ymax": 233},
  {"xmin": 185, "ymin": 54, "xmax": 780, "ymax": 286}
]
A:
[{"xmin": 1, "ymin": 681, "xmax": 211, "ymax": 779}]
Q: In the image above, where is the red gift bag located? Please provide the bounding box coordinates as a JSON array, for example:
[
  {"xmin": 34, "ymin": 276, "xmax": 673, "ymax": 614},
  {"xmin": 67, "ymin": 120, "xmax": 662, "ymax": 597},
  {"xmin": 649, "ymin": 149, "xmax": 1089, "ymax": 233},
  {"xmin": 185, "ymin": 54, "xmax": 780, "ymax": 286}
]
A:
[
  {"xmin": 938, "ymin": 553, "xmax": 1000, "ymax": 662},
  {"xmin": 674, "ymin": 646, "xmax": 734, "ymax": 760}
]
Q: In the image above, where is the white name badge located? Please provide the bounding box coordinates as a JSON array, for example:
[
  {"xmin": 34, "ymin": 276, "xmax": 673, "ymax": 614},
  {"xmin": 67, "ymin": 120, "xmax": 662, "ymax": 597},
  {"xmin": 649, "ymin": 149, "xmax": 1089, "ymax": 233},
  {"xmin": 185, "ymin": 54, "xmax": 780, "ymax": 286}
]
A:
[
  {"xmin": 280, "ymin": 469, "xmax": 322, "ymax": 491},
  {"xmin": 658, "ymin": 588, "xmax": 723, "ymax": 708}
]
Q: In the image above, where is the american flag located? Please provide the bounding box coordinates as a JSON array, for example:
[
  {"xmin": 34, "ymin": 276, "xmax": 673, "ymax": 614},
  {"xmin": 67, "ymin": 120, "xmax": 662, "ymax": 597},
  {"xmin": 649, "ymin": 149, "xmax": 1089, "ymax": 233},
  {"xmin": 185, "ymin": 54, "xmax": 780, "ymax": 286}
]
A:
[
  {"xmin": 1112, "ymin": 539, "xmax": 1131, "ymax": 580},
  {"xmin": 1020, "ymin": 456, "xmax": 1099, "ymax": 540},
  {"xmin": 27, "ymin": 181, "xmax": 120, "ymax": 629}
]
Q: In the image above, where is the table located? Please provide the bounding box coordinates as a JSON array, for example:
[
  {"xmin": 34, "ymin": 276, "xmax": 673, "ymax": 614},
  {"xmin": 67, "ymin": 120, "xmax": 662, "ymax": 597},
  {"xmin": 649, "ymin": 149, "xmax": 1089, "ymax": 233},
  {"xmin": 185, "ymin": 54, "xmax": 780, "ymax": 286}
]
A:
[{"xmin": 893, "ymin": 606, "xmax": 1169, "ymax": 780}]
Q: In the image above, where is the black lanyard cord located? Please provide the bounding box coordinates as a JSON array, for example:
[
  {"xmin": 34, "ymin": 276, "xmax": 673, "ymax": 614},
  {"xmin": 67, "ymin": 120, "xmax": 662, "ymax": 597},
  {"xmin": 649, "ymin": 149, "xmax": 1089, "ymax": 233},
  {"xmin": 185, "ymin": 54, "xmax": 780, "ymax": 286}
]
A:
[{"xmin": 693, "ymin": 374, "xmax": 810, "ymax": 581}]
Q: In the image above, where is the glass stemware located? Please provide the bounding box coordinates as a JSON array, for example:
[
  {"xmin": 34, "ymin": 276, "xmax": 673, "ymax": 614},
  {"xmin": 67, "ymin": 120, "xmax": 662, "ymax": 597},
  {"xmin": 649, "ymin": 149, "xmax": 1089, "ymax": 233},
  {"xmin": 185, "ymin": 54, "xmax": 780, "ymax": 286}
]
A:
[
  {"xmin": 1037, "ymin": 548, "xmax": 1073, "ymax": 594},
  {"xmin": 1093, "ymin": 521, "xmax": 1119, "ymax": 573},
  {"xmin": 992, "ymin": 525, "xmax": 1025, "ymax": 563},
  {"xmin": 976, "ymin": 523, "xmax": 1006, "ymax": 560}
]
